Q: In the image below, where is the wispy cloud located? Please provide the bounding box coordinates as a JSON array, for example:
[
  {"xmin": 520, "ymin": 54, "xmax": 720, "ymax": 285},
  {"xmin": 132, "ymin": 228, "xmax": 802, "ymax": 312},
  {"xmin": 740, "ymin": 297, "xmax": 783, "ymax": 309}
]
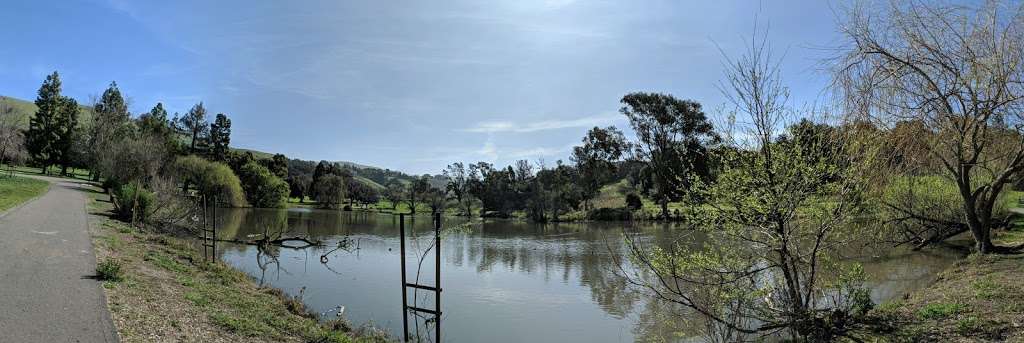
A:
[
  {"xmin": 477, "ymin": 136, "xmax": 498, "ymax": 161},
  {"xmin": 507, "ymin": 146, "xmax": 567, "ymax": 159},
  {"xmin": 464, "ymin": 113, "xmax": 621, "ymax": 133}
]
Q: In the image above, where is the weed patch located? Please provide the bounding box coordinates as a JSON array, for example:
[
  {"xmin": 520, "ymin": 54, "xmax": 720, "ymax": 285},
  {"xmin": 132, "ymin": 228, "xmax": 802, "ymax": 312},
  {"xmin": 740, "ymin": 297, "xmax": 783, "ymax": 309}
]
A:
[
  {"xmin": 96, "ymin": 259, "xmax": 124, "ymax": 281},
  {"xmin": 917, "ymin": 302, "xmax": 965, "ymax": 320}
]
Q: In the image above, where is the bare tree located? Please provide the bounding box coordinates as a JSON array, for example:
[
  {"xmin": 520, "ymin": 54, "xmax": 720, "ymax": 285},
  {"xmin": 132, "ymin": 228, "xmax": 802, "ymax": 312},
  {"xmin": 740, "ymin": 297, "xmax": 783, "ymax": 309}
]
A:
[
  {"xmin": 0, "ymin": 102, "xmax": 26, "ymax": 168},
  {"xmin": 835, "ymin": 0, "xmax": 1024, "ymax": 253},
  {"xmin": 620, "ymin": 31, "xmax": 872, "ymax": 341}
]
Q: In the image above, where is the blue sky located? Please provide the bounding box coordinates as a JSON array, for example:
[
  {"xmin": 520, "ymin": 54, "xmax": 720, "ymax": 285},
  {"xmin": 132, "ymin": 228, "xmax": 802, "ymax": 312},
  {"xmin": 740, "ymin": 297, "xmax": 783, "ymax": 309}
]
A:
[{"xmin": 0, "ymin": 0, "xmax": 842, "ymax": 175}]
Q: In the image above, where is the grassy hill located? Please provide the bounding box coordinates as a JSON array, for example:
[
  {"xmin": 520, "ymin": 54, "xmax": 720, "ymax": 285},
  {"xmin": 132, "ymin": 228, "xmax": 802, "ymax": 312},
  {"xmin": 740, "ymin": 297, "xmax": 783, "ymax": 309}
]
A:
[
  {"xmin": 1, "ymin": 95, "xmax": 96, "ymax": 129},
  {"xmin": 0, "ymin": 96, "xmax": 37, "ymax": 128}
]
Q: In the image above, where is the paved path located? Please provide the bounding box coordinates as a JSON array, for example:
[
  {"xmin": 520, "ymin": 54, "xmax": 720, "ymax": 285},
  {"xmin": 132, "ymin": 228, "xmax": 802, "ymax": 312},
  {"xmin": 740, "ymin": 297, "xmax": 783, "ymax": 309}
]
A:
[{"xmin": 0, "ymin": 176, "xmax": 118, "ymax": 342}]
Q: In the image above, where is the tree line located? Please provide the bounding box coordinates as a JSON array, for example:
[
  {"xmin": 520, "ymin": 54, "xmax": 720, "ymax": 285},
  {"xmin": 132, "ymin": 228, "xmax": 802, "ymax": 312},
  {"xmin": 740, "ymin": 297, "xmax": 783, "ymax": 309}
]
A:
[{"xmin": 611, "ymin": 1, "xmax": 1024, "ymax": 340}]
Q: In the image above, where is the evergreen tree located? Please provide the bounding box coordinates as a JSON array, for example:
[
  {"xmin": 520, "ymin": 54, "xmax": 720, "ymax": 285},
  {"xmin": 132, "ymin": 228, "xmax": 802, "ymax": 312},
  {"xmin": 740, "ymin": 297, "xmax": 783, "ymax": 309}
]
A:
[
  {"xmin": 139, "ymin": 102, "xmax": 170, "ymax": 136},
  {"xmin": 55, "ymin": 97, "xmax": 80, "ymax": 175},
  {"xmin": 94, "ymin": 81, "xmax": 129, "ymax": 122},
  {"xmin": 90, "ymin": 81, "xmax": 132, "ymax": 180},
  {"xmin": 265, "ymin": 153, "xmax": 289, "ymax": 179},
  {"xmin": 208, "ymin": 113, "xmax": 231, "ymax": 161},
  {"xmin": 180, "ymin": 102, "xmax": 209, "ymax": 153},
  {"xmin": 25, "ymin": 71, "xmax": 78, "ymax": 174}
]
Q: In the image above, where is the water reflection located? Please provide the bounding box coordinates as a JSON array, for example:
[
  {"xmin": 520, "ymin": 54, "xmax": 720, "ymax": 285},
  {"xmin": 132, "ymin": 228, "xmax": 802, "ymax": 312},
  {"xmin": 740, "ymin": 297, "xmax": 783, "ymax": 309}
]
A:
[{"xmin": 215, "ymin": 207, "xmax": 960, "ymax": 342}]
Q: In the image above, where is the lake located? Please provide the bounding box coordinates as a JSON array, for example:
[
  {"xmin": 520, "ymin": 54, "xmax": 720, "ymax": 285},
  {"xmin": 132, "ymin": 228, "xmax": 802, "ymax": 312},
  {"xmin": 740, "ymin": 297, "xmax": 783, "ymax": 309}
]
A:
[{"xmin": 213, "ymin": 207, "xmax": 961, "ymax": 342}]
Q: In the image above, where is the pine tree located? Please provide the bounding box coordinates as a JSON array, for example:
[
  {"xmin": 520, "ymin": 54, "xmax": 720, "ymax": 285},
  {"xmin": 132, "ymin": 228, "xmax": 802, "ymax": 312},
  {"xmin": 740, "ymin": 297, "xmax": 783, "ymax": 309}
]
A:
[
  {"xmin": 208, "ymin": 113, "xmax": 231, "ymax": 162},
  {"xmin": 55, "ymin": 97, "xmax": 79, "ymax": 175},
  {"xmin": 180, "ymin": 102, "xmax": 208, "ymax": 153},
  {"xmin": 139, "ymin": 102, "xmax": 170, "ymax": 136},
  {"xmin": 25, "ymin": 71, "xmax": 78, "ymax": 174},
  {"xmin": 89, "ymin": 81, "xmax": 132, "ymax": 180},
  {"xmin": 94, "ymin": 81, "xmax": 129, "ymax": 122}
]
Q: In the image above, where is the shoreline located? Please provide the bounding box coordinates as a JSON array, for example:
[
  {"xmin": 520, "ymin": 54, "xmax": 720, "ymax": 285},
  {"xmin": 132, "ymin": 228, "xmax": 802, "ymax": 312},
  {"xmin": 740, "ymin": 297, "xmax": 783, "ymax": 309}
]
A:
[
  {"xmin": 863, "ymin": 229, "xmax": 1024, "ymax": 341},
  {"xmin": 82, "ymin": 181, "xmax": 390, "ymax": 342}
]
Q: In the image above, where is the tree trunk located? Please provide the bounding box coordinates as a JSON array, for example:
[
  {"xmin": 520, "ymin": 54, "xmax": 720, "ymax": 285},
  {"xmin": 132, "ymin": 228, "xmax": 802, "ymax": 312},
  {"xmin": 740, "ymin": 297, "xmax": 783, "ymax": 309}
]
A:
[
  {"xmin": 963, "ymin": 204, "xmax": 994, "ymax": 253},
  {"xmin": 660, "ymin": 198, "xmax": 670, "ymax": 220},
  {"xmin": 958, "ymin": 173, "xmax": 996, "ymax": 254},
  {"xmin": 60, "ymin": 164, "xmax": 68, "ymax": 176}
]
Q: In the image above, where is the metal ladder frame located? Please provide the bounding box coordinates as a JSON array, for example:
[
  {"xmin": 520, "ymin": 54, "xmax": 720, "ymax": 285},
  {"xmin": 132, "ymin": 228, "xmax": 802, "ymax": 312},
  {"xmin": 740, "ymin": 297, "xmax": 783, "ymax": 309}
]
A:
[
  {"xmin": 399, "ymin": 212, "xmax": 442, "ymax": 342},
  {"xmin": 201, "ymin": 195, "xmax": 218, "ymax": 262}
]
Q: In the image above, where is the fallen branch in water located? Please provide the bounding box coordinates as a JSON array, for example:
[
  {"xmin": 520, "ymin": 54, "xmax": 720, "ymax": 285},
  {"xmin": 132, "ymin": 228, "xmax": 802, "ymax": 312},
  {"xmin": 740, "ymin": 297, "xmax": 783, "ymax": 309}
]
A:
[
  {"xmin": 320, "ymin": 237, "xmax": 356, "ymax": 263},
  {"xmin": 217, "ymin": 236, "xmax": 324, "ymax": 249}
]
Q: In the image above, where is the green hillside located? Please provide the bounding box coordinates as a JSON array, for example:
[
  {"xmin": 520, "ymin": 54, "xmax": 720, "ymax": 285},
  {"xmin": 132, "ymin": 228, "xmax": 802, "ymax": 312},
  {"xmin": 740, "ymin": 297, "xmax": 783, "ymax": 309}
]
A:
[
  {"xmin": 354, "ymin": 176, "xmax": 385, "ymax": 190},
  {"xmin": 0, "ymin": 96, "xmax": 36, "ymax": 128},
  {"xmin": 1, "ymin": 95, "xmax": 95, "ymax": 129}
]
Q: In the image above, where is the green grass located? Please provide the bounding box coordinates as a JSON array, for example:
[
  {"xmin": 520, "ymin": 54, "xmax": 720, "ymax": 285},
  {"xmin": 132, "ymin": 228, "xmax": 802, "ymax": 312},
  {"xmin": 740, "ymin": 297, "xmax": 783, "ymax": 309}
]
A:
[
  {"xmin": 916, "ymin": 302, "xmax": 965, "ymax": 320},
  {"xmin": 0, "ymin": 175, "xmax": 48, "ymax": 212},
  {"xmin": 4, "ymin": 164, "xmax": 94, "ymax": 180}
]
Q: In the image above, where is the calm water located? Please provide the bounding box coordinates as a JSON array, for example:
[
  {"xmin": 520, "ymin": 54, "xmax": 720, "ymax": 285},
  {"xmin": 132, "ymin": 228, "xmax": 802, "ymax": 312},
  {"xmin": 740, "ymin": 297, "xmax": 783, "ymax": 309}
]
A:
[{"xmin": 213, "ymin": 207, "xmax": 961, "ymax": 342}]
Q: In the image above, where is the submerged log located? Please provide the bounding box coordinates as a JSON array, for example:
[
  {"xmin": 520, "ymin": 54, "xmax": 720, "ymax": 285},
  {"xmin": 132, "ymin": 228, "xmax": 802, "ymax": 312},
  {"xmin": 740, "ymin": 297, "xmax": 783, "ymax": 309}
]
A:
[{"xmin": 216, "ymin": 236, "xmax": 324, "ymax": 249}]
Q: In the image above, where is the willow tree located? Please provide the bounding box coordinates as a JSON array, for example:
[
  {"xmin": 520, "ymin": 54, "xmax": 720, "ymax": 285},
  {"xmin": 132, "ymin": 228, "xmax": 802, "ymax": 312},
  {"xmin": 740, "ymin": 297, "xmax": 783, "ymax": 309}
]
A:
[
  {"xmin": 621, "ymin": 35, "xmax": 874, "ymax": 341},
  {"xmin": 835, "ymin": 0, "xmax": 1024, "ymax": 253}
]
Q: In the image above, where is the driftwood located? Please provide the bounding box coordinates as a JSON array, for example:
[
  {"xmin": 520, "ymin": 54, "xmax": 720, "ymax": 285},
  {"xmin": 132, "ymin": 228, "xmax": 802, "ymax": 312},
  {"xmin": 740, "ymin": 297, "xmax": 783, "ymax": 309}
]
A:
[
  {"xmin": 320, "ymin": 237, "xmax": 356, "ymax": 263},
  {"xmin": 217, "ymin": 236, "xmax": 324, "ymax": 249}
]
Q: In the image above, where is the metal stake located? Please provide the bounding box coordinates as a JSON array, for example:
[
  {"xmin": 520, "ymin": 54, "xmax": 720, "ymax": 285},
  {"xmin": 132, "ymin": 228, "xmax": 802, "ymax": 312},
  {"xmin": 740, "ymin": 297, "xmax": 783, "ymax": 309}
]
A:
[
  {"xmin": 400, "ymin": 214, "xmax": 409, "ymax": 341},
  {"xmin": 434, "ymin": 212, "xmax": 441, "ymax": 343}
]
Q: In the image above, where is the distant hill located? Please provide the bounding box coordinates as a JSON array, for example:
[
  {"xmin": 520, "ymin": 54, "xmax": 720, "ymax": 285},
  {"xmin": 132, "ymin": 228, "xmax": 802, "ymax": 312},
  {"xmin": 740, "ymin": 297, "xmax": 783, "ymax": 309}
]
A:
[
  {"xmin": 1, "ymin": 95, "xmax": 96, "ymax": 129},
  {"xmin": 233, "ymin": 147, "xmax": 377, "ymax": 171}
]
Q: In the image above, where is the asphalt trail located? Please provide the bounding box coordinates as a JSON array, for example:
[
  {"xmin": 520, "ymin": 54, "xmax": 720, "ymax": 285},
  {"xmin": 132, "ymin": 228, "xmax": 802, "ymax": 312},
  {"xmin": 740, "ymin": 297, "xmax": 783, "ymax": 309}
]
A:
[{"xmin": 0, "ymin": 177, "xmax": 118, "ymax": 342}]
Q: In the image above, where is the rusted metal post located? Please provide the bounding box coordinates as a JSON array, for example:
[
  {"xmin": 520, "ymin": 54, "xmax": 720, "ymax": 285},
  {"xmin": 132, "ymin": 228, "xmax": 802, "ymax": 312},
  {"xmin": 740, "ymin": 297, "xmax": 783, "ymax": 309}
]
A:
[
  {"xmin": 202, "ymin": 195, "xmax": 209, "ymax": 261},
  {"xmin": 434, "ymin": 212, "xmax": 441, "ymax": 343},
  {"xmin": 399, "ymin": 214, "xmax": 409, "ymax": 341},
  {"xmin": 212, "ymin": 196, "xmax": 218, "ymax": 259}
]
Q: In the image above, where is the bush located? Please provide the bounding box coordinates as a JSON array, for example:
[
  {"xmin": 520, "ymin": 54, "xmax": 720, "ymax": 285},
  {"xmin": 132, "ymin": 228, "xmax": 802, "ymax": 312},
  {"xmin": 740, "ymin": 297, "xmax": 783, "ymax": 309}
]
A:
[
  {"xmin": 96, "ymin": 259, "xmax": 123, "ymax": 281},
  {"xmin": 237, "ymin": 162, "xmax": 289, "ymax": 208},
  {"xmin": 587, "ymin": 207, "xmax": 633, "ymax": 221},
  {"xmin": 175, "ymin": 155, "xmax": 246, "ymax": 207},
  {"xmin": 883, "ymin": 175, "xmax": 1016, "ymax": 225},
  {"xmin": 625, "ymin": 193, "xmax": 643, "ymax": 211},
  {"xmin": 882, "ymin": 175, "xmax": 964, "ymax": 224},
  {"xmin": 112, "ymin": 183, "xmax": 155, "ymax": 223}
]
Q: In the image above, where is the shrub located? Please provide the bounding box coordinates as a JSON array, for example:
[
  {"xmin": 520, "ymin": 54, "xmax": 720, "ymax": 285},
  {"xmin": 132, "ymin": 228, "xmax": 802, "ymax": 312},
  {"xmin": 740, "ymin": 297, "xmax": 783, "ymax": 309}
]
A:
[
  {"xmin": 96, "ymin": 259, "xmax": 123, "ymax": 281},
  {"xmin": 175, "ymin": 155, "xmax": 246, "ymax": 207},
  {"xmin": 236, "ymin": 162, "xmax": 289, "ymax": 208},
  {"xmin": 883, "ymin": 175, "xmax": 1014, "ymax": 227},
  {"xmin": 625, "ymin": 193, "xmax": 643, "ymax": 211},
  {"xmin": 587, "ymin": 207, "xmax": 633, "ymax": 221},
  {"xmin": 882, "ymin": 176, "xmax": 963, "ymax": 218},
  {"xmin": 112, "ymin": 183, "xmax": 155, "ymax": 223}
]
